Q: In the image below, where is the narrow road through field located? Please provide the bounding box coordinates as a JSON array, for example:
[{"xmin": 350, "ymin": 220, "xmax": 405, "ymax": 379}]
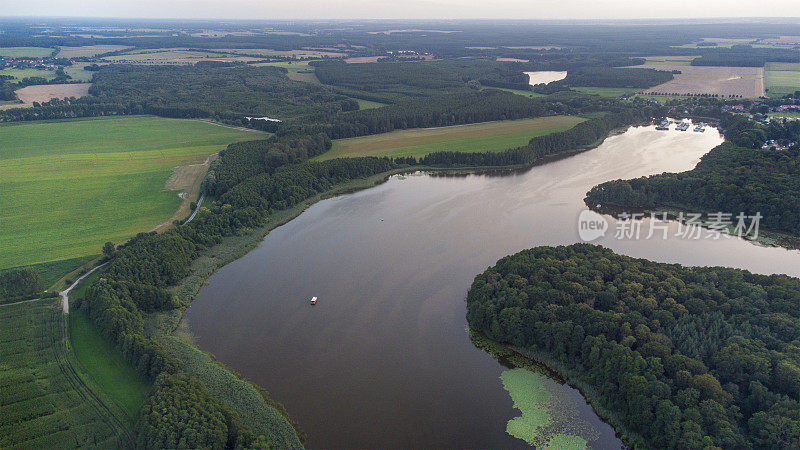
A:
[
  {"xmin": 60, "ymin": 262, "xmax": 108, "ymax": 314},
  {"xmin": 185, "ymin": 193, "xmax": 205, "ymax": 224}
]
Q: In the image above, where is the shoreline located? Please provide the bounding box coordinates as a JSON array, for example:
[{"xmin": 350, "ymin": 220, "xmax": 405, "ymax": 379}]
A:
[
  {"xmin": 591, "ymin": 204, "xmax": 800, "ymax": 253},
  {"xmin": 145, "ymin": 120, "xmax": 648, "ymax": 443},
  {"xmin": 469, "ymin": 328, "xmax": 640, "ymax": 448}
]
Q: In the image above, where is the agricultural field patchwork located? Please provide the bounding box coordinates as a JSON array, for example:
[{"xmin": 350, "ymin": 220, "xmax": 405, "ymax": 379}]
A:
[
  {"xmin": 0, "ymin": 116, "xmax": 259, "ymax": 270},
  {"xmin": 633, "ymin": 63, "xmax": 765, "ymax": 97},
  {"xmin": 223, "ymin": 48, "xmax": 347, "ymax": 58},
  {"xmin": 0, "ymin": 299, "xmax": 128, "ymax": 448},
  {"xmin": 55, "ymin": 45, "xmax": 132, "ymax": 58},
  {"xmin": 101, "ymin": 48, "xmax": 262, "ymax": 64},
  {"xmin": 314, "ymin": 116, "xmax": 585, "ymax": 160},
  {"xmin": 0, "ymin": 83, "xmax": 92, "ymax": 110}
]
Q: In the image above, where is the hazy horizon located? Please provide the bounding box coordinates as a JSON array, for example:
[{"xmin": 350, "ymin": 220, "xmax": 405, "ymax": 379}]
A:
[{"xmin": 2, "ymin": 0, "xmax": 799, "ymax": 21}]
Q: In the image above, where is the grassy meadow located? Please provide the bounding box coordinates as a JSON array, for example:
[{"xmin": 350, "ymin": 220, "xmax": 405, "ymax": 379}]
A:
[
  {"xmin": 314, "ymin": 116, "xmax": 585, "ymax": 160},
  {"xmin": 481, "ymin": 86, "xmax": 546, "ymax": 99},
  {"xmin": 0, "ymin": 67, "xmax": 57, "ymax": 82},
  {"xmin": 572, "ymin": 87, "xmax": 640, "ymax": 97},
  {"xmin": 769, "ymin": 111, "xmax": 800, "ymax": 118},
  {"xmin": 70, "ymin": 309, "xmax": 151, "ymax": 424},
  {"xmin": 63, "ymin": 63, "xmax": 96, "ymax": 82},
  {"xmin": 765, "ymin": 63, "xmax": 800, "ymax": 97},
  {"xmin": 0, "ymin": 116, "xmax": 258, "ymax": 271},
  {"xmin": 355, "ymin": 98, "xmax": 387, "ymax": 109},
  {"xmin": 0, "ymin": 46, "xmax": 54, "ymax": 58}
]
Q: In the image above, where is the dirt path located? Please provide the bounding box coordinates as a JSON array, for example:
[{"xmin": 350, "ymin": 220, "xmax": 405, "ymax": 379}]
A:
[
  {"xmin": 152, "ymin": 154, "xmax": 215, "ymax": 233},
  {"xmin": 193, "ymin": 119, "xmax": 271, "ymax": 134},
  {"xmin": 184, "ymin": 193, "xmax": 205, "ymax": 224},
  {"xmin": 59, "ymin": 262, "xmax": 108, "ymax": 314}
]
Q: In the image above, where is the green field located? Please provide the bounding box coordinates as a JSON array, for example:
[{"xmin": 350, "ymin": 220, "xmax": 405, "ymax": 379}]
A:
[
  {"xmin": 355, "ymin": 98, "xmax": 387, "ymax": 109},
  {"xmin": 314, "ymin": 116, "xmax": 585, "ymax": 160},
  {"xmin": 481, "ymin": 86, "xmax": 546, "ymax": 99},
  {"xmin": 0, "ymin": 46, "xmax": 54, "ymax": 58},
  {"xmin": 572, "ymin": 86, "xmax": 640, "ymax": 97},
  {"xmin": 0, "ymin": 67, "xmax": 57, "ymax": 82},
  {"xmin": 0, "ymin": 116, "xmax": 259, "ymax": 270},
  {"xmin": 64, "ymin": 63, "xmax": 96, "ymax": 82},
  {"xmin": 642, "ymin": 55, "xmax": 698, "ymax": 66},
  {"xmin": 6, "ymin": 255, "xmax": 96, "ymax": 290},
  {"xmin": 253, "ymin": 60, "xmax": 318, "ymax": 70},
  {"xmin": 70, "ymin": 308, "xmax": 151, "ymax": 423},
  {"xmin": 768, "ymin": 111, "xmax": 800, "ymax": 118},
  {"xmin": 765, "ymin": 65, "xmax": 800, "ymax": 97},
  {"xmin": 0, "ymin": 299, "xmax": 128, "ymax": 447}
]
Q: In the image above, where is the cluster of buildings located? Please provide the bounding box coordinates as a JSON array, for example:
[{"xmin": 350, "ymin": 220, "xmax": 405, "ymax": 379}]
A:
[
  {"xmin": 761, "ymin": 139, "xmax": 795, "ymax": 151},
  {"xmin": 0, "ymin": 57, "xmax": 59, "ymax": 72}
]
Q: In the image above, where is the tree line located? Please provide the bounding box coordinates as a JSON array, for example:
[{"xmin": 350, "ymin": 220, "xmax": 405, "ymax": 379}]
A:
[
  {"xmin": 137, "ymin": 373, "xmax": 268, "ymax": 449},
  {"xmin": 0, "ymin": 64, "xmax": 357, "ymax": 124},
  {"xmin": 584, "ymin": 141, "xmax": 800, "ymax": 236},
  {"xmin": 467, "ymin": 244, "xmax": 800, "ymax": 448},
  {"xmin": 691, "ymin": 45, "xmax": 800, "ymax": 67},
  {"xmin": 312, "ymin": 59, "xmax": 534, "ymax": 102},
  {"xmin": 417, "ymin": 104, "xmax": 660, "ymax": 167},
  {"xmin": 284, "ymin": 90, "xmax": 552, "ymax": 139},
  {"xmin": 533, "ymin": 67, "xmax": 674, "ymax": 94},
  {"xmin": 203, "ymin": 133, "xmax": 332, "ymax": 197},
  {"xmin": 76, "ymin": 152, "xmax": 398, "ymax": 446}
]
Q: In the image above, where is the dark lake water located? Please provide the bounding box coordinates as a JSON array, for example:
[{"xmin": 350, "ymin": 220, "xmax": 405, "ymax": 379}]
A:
[{"xmin": 185, "ymin": 124, "xmax": 800, "ymax": 448}]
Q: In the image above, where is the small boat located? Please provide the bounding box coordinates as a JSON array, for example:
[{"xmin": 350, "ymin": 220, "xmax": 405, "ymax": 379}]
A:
[{"xmin": 311, "ymin": 296, "xmax": 318, "ymax": 305}]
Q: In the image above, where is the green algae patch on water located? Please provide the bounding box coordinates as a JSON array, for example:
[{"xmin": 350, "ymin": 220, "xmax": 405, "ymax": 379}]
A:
[
  {"xmin": 543, "ymin": 433, "xmax": 589, "ymax": 449},
  {"xmin": 500, "ymin": 368, "xmax": 552, "ymax": 444}
]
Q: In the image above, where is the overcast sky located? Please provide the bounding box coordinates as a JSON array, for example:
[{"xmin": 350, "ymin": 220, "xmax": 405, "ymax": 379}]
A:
[{"xmin": 3, "ymin": 0, "xmax": 799, "ymax": 20}]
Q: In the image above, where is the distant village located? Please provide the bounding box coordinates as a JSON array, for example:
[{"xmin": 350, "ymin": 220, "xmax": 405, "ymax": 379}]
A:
[{"xmin": 0, "ymin": 56, "xmax": 61, "ymax": 72}]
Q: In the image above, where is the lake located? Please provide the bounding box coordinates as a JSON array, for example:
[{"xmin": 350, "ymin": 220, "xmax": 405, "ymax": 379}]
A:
[
  {"xmin": 185, "ymin": 123, "xmax": 800, "ymax": 448},
  {"xmin": 525, "ymin": 70, "xmax": 568, "ymax": 86}
]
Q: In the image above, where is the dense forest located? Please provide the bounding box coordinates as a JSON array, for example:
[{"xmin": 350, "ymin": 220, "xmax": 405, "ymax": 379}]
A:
[
  {"xmin": 0, "ymin": 77, "xmax": 17, "ymax": 101},
  {"xmin": 137, "ymin": 373, "xmax": 267, "ymax": 449},
  {"xmin": 691, "ymin": 45, "xmax": 800, "ymax": 67},
  {"xmin": 288, "ymin": 90, "xmax": 552, "ymax": 139},
  {"xmin": 312, "ymin": 60, "xmax": 467, "ymax": 102},
  {"xmin": 535, "ymin": 67, "xmax": 674, "ymax": 92},
  {"xmin": 0, "ymin": 64, "xmax": 359, "ymax": 124},
  {"xmin": 313, "ymin": 59, "xmax": 534, "ymax": 101},
  {"xmin": 467, "ymin": 244, "xmax": 800, "ymax": 448},
  {"xmin": 3, "ymin": 18, "xmax": 800, "ymax": 57},
  {"xmin": 585, "ymin": 140, "xmax": 800, "ymax": 236},
  {"xmin": 89, "ymin": 64, "xmax": 356, "ymax": 120},
  {"xmin": 204, "ymin": 133, "xmax": 332, "ymax": 196}
]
